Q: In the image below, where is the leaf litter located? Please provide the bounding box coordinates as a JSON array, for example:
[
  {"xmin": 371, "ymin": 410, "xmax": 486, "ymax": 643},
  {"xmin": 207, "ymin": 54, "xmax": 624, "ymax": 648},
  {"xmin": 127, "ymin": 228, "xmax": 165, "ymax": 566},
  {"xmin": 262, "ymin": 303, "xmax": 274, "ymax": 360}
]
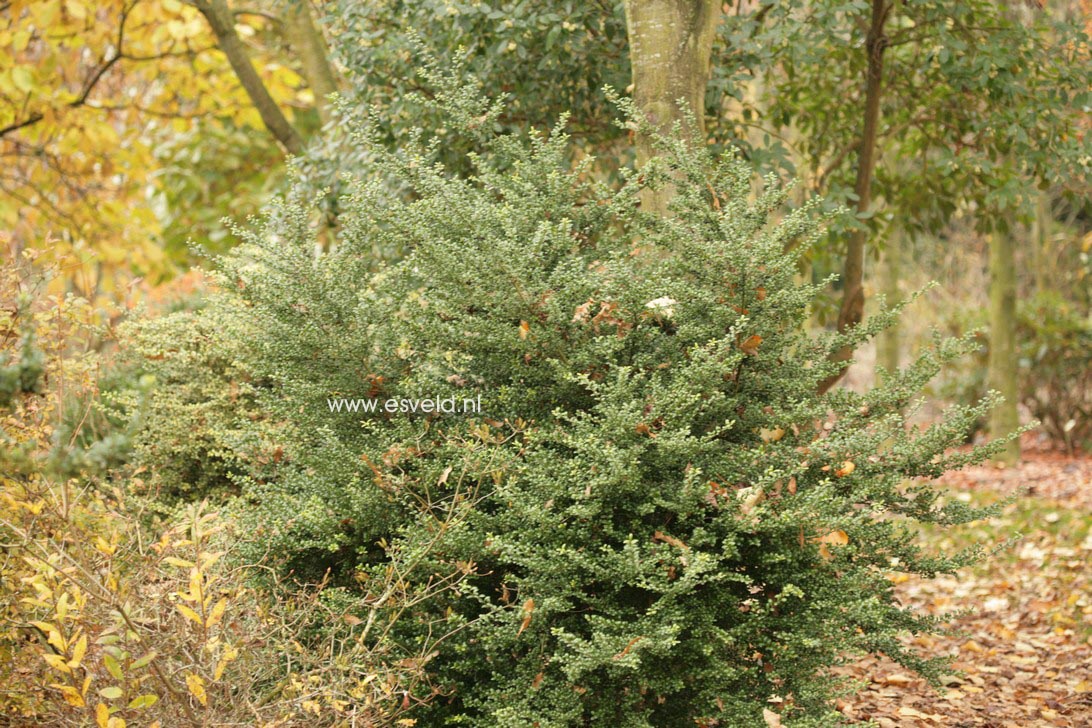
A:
[{"xmin": 837, "ymin": 447, "xmax": 1091, "ymax": 727}]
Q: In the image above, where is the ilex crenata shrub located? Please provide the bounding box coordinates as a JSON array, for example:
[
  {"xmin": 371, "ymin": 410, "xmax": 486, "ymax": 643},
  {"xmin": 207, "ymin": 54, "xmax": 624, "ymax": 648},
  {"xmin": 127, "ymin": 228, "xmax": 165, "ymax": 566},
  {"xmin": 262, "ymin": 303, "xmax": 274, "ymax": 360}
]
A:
[{"xmin": 200, "ymin": 66, "xmax": 1013, "ymax": 727}]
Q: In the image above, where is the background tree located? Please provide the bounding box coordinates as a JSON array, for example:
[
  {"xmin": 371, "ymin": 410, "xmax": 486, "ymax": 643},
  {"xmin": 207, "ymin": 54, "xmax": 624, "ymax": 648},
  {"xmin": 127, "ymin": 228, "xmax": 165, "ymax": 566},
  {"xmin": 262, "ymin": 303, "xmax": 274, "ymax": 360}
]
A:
[
  {"xmin": 622, "ymin": 0, "xmax": 720, "ymax": 214},
  {"xmin": 0, "ymin": 0, "xmax": 334, "ymax": 299},
  {"xmin": 722, "ymin": 0, "xmax": 1089, "ymax": 392}
]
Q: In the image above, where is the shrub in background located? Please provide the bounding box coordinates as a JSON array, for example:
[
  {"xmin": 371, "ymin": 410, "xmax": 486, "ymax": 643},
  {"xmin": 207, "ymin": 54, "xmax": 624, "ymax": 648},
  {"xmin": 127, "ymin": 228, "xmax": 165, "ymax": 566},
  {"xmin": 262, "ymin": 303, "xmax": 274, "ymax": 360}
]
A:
[
  {"xmin": 1014, "ymin": 291, "xmax": 1091, "ymax": 453},
  {"xmin": 115, "ymin": 304, "xmax": 270, "ymax": 503},
  {"xmin": 942, "ymin": 289, "xmax": 1091, "ymax": 453},
  {"xmin": 197, "ymin": 67, "xmax": 1013, "ymax": 726},
  {"xmin": 0, "ymin": 252, "xmax": 446, "ymax": 727}
]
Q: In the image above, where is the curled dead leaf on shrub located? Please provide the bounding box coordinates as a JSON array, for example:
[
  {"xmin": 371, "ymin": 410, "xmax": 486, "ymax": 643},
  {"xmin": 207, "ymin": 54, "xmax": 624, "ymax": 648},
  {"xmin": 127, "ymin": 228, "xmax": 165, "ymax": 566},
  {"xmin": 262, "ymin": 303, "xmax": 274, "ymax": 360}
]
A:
[
  {"xmin": 737, "ymin": 486, "xmax": 766, "ymax": 514},
  {"xmin": 518, "ymin": 598, "xmax": 534, "ymax": 636},
  {"xmin": 653, "ymin": 530, "xmax": 689, "ymax": 550},
  {"xmin": 813, "ymin": 530, "xmax": 850, "ymax": 561},
  {"xmin": 740, "ymin": 334, "xmax": 763, "ymax": 356},
  {"xmin": 760, "ymin": 426, "xmax": 785, "ymax": 443}
]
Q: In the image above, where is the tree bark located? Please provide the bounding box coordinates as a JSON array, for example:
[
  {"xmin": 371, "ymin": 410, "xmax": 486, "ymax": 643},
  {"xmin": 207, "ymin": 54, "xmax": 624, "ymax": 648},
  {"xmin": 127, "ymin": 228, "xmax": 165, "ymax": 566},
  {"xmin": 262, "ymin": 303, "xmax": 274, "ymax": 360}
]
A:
[
  {"xmin": 280, "ymin": 0, "xmax": 339, "ymax": 125},
  {"xmin": 988, "ymin": 226, "xmax": 1021, "ymax": 463},
  {"xmin": 623, "ymin": 0, "xmax": 721, "ymax": 216},
  {"xmin": 819, "ymin": 0, "xmax": 890, "ymax": 393},
  {"xmin": 194, "ymin": 0, "xmax": 305, "ymax": 155}
]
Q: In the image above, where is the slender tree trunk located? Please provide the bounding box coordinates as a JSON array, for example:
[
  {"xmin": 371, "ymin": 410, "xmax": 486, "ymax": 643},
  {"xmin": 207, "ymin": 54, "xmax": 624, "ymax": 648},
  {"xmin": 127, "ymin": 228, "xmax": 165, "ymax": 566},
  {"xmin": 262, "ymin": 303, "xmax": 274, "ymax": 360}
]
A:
[
  {"xmin": 988, "ymin": 226, "xmax": 1020, "ymax": 464},
  {"xmin": 195, "ymin": 0, "xmax": 305, "ymax": 155},
  {"xmin": 280, "ymin": 0, "xmax": 339, "ymax": 125},
  {"xmin": 623, "ymin": 0, "xmax": 721, "ymax": 216},
  {"xmin": 877, "ymin": 225, "xmax": 901, "ymax": 384},
  {"xmin": 819, "ymin": 0, "xmax": 890, "ymax": 393}
]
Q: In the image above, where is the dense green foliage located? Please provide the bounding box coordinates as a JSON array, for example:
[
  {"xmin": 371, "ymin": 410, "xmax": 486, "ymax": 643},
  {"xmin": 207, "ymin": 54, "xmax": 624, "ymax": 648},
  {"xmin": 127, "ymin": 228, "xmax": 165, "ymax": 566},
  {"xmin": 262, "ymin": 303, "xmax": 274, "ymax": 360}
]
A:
[
  {"xmin": 721, "ymin": 0, "xmax": 1091, "ymax": 218},
  {"xmin": 153, "ymin": 72, "xmax": 1016, "ymax": 725},
  {"xmin": 117, "ymin": 304, "xmax": 275, "ymax": 502}
]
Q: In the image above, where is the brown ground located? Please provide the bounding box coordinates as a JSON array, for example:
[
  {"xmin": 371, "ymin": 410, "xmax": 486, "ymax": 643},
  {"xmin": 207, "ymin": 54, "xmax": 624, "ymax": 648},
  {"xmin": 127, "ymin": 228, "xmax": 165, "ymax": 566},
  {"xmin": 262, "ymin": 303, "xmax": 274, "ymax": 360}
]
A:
[{"xmin": 837, "ymin": 449, "xmax": 1092, "ymax": 727}]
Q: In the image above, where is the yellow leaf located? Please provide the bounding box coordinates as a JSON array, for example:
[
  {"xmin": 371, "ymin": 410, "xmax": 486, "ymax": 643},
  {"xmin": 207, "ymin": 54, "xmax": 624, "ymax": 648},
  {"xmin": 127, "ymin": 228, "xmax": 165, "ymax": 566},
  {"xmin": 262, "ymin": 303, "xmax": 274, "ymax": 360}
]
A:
[
  {"xmin": 519, "ymin": 320, "xmax": 530, "ymax": 340},
  {"xmin": 44, "ymin": 652, "xmax": 72, "ymax": 674},
  {"xmin": 99, "ymin": 686, "xmax": 123, "ymax": 700},
  {"xmin": 11, "ymin": 66, "xmax": 34, "ymax": 93},
  {"xmin": 64, "ymin": 0, "xmax": 87, "ymax": 20},
  {"xmin": 177, "ymin": 603, "xmax": 204, "ymax": 626},
  {"xmin": 200, "ymin": 551, "xmax": 224, "ymax": 570},
  {"xmin": 96, "ymin": 703, "xmax": 110, "ymax": 728},
  {"xmin": 95, "ymin": 536, "xmax": 116, "ymax": 555},
  {"xmin": 163, "ymin": 556, "xmax": 194, "ymax": 569},
  {"xmin": 834, "ymin": 460, "xmax": 855, "ymax": 478},
  {"xmin": 206, "ymin": 598, "xmax": 227, "ymax": 628},
  {"xmin": 50, "ymin": 683, "xmax": 84, "ymax": 707},
  {"xmin": 32, "ymin": 621, "xmax": 64, "ymax": 652},
  {"xmin": 185, "ymin": 673, "xmax": 207, "ymax": 706},
  {"xmin": 69, "ymin": 633, "xmax": 88, "ymax": 669}
]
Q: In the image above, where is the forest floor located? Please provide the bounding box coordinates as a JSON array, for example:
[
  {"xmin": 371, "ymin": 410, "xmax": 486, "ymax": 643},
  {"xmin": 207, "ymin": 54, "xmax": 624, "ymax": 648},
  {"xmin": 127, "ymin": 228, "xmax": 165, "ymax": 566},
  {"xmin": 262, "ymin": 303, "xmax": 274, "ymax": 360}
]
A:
[{"xmin": 838, "ymin": 445, "xmax": 1092, "ymax": 727}]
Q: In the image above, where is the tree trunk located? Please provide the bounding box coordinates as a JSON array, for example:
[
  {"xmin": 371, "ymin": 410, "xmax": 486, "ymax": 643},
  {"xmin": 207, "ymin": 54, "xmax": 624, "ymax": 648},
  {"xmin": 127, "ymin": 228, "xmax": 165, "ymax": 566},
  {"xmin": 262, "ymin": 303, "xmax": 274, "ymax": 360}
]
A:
[
  {"xmin": 877, "ymin": 225, "xmax": 901, "ymax": 385},
  {"xmin": 988, "ymin": 226, "xmax": 1021, "ymax": 464},
  {"xmin": 819, "ymin": 0, "xmax": 890, "ymax": 393},
  {"xmin": 280, "ymin": 1, "xmax": 339, "ymax": 125},
  {"xmin": 195, "ymin": 0, "xmax": 305, "ymax": 155},
  {"xmin": 623, "ymin": 0, "xmax": 721, "ymax": 216}
]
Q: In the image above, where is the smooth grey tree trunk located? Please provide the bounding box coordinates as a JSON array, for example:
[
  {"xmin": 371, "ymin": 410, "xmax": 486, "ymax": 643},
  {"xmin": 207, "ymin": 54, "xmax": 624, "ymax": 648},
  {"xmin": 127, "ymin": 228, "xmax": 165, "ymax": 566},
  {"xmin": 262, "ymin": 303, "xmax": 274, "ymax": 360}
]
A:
[{"xmin": 623, "ymin": 0, "xmax": 720, "ymax": 216}]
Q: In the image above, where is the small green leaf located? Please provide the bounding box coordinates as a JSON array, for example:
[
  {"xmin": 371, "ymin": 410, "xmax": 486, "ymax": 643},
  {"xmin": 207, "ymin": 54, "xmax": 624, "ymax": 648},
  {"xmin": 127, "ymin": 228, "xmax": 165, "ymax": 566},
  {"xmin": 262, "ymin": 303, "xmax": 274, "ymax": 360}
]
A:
[
  {"xmin": 128, "ymin": 694, "xmax": 158, "ymax": 709},
  {"xmin": 103, "ymin": 654, "xmax": 123, "ymax": 680},
  {"xmin": 130, "ymin": 651, "xmax": 157, "ymax": 670}
]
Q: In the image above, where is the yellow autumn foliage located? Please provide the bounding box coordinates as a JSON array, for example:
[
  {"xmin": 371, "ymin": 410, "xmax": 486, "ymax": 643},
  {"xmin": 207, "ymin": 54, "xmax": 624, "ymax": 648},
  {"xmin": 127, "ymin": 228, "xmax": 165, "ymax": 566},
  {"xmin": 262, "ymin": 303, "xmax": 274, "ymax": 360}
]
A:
[
  {"xmin": 1, "ymin": 0, "xmax": 315, "ymax": 304},
  {"xmin": 0, "ymin": 251, "xmax": 435, "ymax": 726}
]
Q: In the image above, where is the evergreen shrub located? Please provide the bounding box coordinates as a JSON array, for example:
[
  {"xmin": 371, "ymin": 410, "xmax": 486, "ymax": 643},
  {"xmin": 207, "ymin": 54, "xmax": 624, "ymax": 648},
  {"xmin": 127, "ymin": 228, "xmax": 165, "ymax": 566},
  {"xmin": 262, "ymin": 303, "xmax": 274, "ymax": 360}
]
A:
[{"xmin": 198, "ymin": 69, "xmax": 1012, "ymax": 726}]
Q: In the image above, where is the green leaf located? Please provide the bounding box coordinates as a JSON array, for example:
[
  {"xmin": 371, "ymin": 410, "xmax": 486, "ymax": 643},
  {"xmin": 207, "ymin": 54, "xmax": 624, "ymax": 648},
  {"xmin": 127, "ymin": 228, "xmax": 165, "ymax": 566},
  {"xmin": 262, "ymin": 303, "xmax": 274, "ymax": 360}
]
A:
[{"xmin": 128, "ymin": 694, "xmax": 159, "ymax": 709}]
